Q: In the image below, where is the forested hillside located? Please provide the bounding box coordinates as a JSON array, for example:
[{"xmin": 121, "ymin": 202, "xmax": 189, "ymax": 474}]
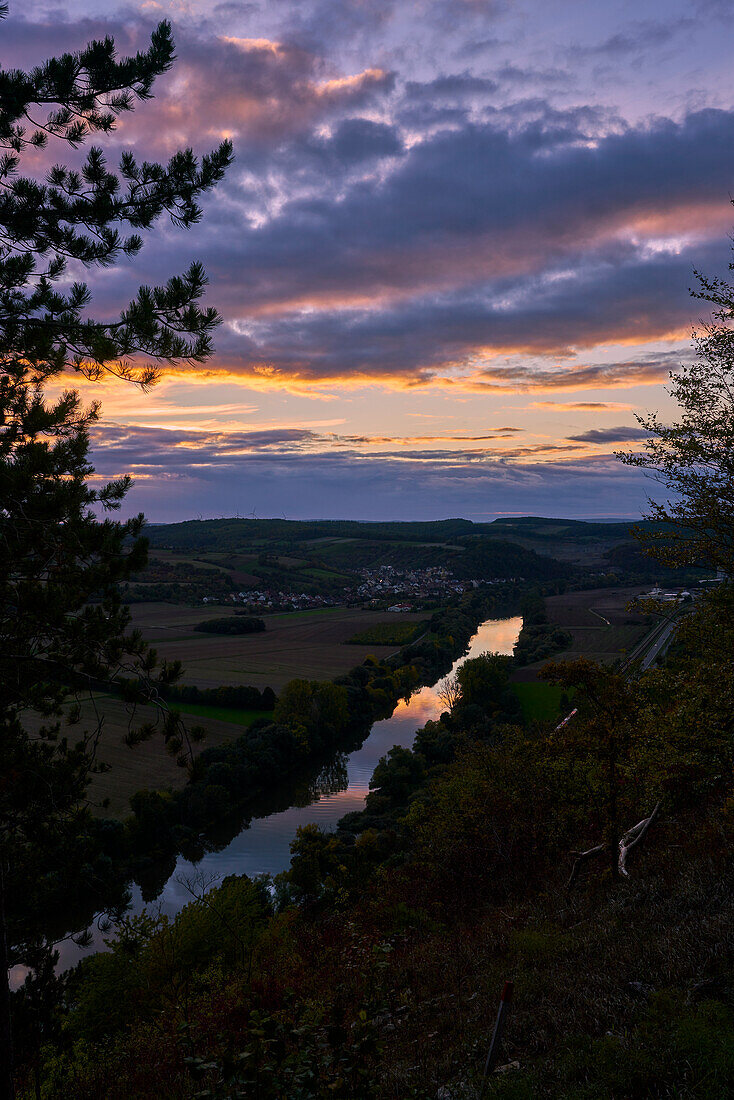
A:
[
  {"xmin": 23, "ymin": 577, "xmax": 734, "ymax": 1098},
  {"xmin": 135, "ymin": 516, "xmax": 706, "ymax": 606}
]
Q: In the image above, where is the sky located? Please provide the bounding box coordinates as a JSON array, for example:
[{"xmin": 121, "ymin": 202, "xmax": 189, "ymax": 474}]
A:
[{"xmin": 6, "ymin": 0, "xmax": 734, "ymax": 522}]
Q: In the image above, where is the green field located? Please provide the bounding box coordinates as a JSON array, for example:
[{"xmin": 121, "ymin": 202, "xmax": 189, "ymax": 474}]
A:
[
  {"xmin": 512, "ymin": 682, "xmax": 567, "ymax": 722},
  {"xmin": 176, "ymin": 703, "xmax": 272, "ymax": 727},
  {"xmin": 347, "ymin": 620, "xmax": 426, "ymax": 646},
  {"xmin": 23, "ymin": 694, "xmax": 249, "ymax": 820}
]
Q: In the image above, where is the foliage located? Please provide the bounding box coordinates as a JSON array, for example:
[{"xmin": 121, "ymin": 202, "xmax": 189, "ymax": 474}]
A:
[
  {"xmin": 513, "ymin": 622, "xmax": 573, "ymax": 665},
  {"xmin": 534, "ymin": 994, "xmax": 734, "ymax": 1099},
  {"xmin": 120, "ymin": 590, "xmax": 504, "ymax": 871},
  {"xmin": 10, "ymin": 217, "xmax": 734, "ymax": 1098},
  {"xmin": 513, "ymin": 594, "xmax": 572, "ymax": 666},
  {"xmin": 0, "ymin": 17, "xmax": 232, "ymax": 389},
  {"xmin": 455, "ymin": 652, "xmax": 516, "ymax": 716},
  {"xmin": 436, "ymin": 671, "xmax": 462, "ymax": 711},
  {"xmin": 146, "ymin": 517, "xmax": 573, "ymax": 586},
  {"xmin": 11, "ymin": 584, "xmax": 734, "ymax": 1097},
  {"xmin": 0, "ymin": 5, "xmax": 231, "ymax": 1091},
  {"xmin": 618, "ymin": 255, "xmax": 734, "ymax": 573},
  {"xmin": 274, "ymin": 679, "xmax": 349, "ymax": 741},
  {"xmin": 161, "ymin": 682, "xmax": 276, "ymax": 712},
  {"xmin": 68, "ymin": 876, "xmax": 271, "ymax": 1042}
]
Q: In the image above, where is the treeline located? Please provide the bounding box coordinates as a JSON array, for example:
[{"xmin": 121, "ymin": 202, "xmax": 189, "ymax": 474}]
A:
[
  {"xmin": 146, "ymin": 517, "xmax": 481, "ymax": 550},
  {"xmin": 604, "ymin": 540, "xmax": 707, "ymax": 581},
  {"xmin": 124, "ymin": 585, "xmax": 519, "ymax": 875},
  {"xmin": 315, "ymin": 649, "xmax": 522, "ymax": 850},
  {"xmin": 513, "ymin": 592, "xmax": 573, "ymax": 666},
  {"xmin": 145, "ymin": 517, "xmax": 572, "ymax": 584},
  {"xmin": 122, "ymin": 573, "xmax": 237, "ymax": 604},
  {"xmin": 161, "ymin": 682, "xmax": 276, "ymax": 711},
  {"xmin": 193, "ymin": 616, "xmax": 265, "ymax": 634}
]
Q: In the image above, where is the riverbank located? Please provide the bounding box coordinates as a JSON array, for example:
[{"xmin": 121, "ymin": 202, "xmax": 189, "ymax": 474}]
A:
[{"xmin": 43, "ymin": 608, "xmax": 524, "ymax": 976}]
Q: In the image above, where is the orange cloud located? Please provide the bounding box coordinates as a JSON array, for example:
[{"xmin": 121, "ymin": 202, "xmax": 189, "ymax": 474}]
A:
[{"xmin": 530, "ymin": 400, "xmax": 636, "ymax": 410}]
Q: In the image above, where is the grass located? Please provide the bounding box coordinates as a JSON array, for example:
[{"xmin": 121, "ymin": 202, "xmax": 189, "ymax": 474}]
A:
[
  {"xmin": 347, "ymin": 620, "xmax": 426, "ymax": 646},
  {"xmin": 512, "ymin": 681, "xmax": 569, "ymax": 722},
  {"xmin": 176, "ymin": 703, "xmax": 272, "ymax": 727},
  {"xmin": 23, "ymin": 694, "xmax": 249, "ymax": 819}
]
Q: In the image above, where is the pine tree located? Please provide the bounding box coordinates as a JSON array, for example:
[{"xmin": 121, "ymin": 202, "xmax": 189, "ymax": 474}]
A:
[{"xmin": 0, "ymin": 7, "xmax": 232, "ymax": 1093}]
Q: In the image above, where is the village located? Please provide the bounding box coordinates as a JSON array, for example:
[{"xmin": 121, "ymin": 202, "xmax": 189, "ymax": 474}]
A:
[{"xmin": 202, "ymin": 564, "xmax": 487, "ymax": 613}]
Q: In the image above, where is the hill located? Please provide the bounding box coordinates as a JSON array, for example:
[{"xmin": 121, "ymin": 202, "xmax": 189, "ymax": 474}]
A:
[
  {"xmin": 135, "ymin": 516, "xmax": 703, "ymax": 605},
  {"xmin": 136, "ymin": 517, "xmax": 575, "ymax": 604}
]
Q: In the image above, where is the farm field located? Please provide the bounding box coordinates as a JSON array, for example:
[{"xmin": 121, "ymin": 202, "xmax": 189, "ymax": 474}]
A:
[
  {"xmin": 512, "ymin": 586, "xmax": 652, "ymax": 681},
  {"xmin": 24, "ymin": 695, "xmax": 250, "ymax": 820},
  {"xmin": 169, "ymin": 703, "xmax": 271, "ymax": 726},
  {"xmin": 346, "ymin": 620, "xmax": 428, "ymax": 646},
  {"xmin": 512, "ymin": 682, "xmax": 569, "ymax": 722},
  {"xmin": 129, "ymin": 604, "xmax": 427, "ymax": 691}
]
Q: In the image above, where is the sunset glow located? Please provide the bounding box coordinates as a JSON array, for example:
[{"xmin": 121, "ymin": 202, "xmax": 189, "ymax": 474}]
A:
[{"xmin": 8, "ymin": 0, "xmax": 734, "ymax": 520}]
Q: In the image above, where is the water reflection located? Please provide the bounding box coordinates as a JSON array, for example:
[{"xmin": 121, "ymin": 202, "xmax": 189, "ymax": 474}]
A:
[
  {"xmin": 306, "ymin": 754, "xmax": 350, "ymax": 801},
  {"xmin": 30, "ymin": 615, "xmax": 522, "ymax": 974},
  {"xmin": 159, "ymin": 616, "xmax": 522, "ymax": 897}
]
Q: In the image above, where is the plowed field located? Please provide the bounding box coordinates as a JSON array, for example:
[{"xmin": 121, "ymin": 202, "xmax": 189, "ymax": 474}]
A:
[{"xmin": 130, "ymin": 604, "xmax": 426, "ymax": 691}]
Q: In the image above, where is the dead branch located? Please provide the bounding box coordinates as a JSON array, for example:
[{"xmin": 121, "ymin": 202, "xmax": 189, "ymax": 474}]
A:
[
  {"xmin": 567, "ymin": 802, "xmax": 661, "ymax": 889},
  {"xmin": 618, "ymin": 802, "xmax": 661, "ymax": 877},
  {"xmin": 567, "ymin": 844, "xmax": 605, "ymax": 890}
]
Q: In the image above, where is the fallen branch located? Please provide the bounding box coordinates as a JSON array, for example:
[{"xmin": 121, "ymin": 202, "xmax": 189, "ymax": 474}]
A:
[
  {"xmin": 618, "ymin": 801, "xmax": 661, "ymax": 877},
  {"xmin": 567, "ymin": 802, "xmax": 661, "ymax": 890},
  {"xmin": 567, "ymin": 844, "xmax": 605, "ymax": 890}
]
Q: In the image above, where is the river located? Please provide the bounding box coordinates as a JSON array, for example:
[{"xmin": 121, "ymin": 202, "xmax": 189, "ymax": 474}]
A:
[
  {"xmin": 156, "ymin": 614, "xmax": 522, "ymax": 912},
  {"xmin": 41, "ymin": 614, "xmax": 521, "ymax": 976}
]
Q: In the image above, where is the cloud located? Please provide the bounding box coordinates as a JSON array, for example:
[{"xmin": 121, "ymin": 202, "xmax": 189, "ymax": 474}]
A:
[
  {"xmin": 94, "ymin": 101, "xmax": 734, "ymax": 386},
  {"xmin": 567, "ymin": 19, "xmax": 696, "ymax": 61},
  {"xmin": 94, "ymin": 424, "xmax": 320, "ymax": 467},
  {"xmin": 531, "ymin": 401, "xmax": 635, "ymax": 410},
  {"xmin": 135, "ymin": 34, "xmax": 395, "ymax": 146},
  {"xmin": 6, "ymin": 0, "xmax": 728, "ymax": 524},
  {"xmin": 493, "ymin": 64, "xmax": 572, "ymax": 88},
  {"xmin": 268, "ymin": 0, "xmax": 397, "ymax": 51},
  {"xmin": 567, "ymin": 425, "xmax": 650, "ymax": 443},
  {"xmin": 88, "ymin": 422, "xmax": 651, "ymax": 523},
  {"xmin": 93, "ymin": 423, "xmax": 534, "ymax": 466},
  {"xmin": 199, "ymin": 281, "xmax": 694, "ymax": 388},
  {"xmin": 404, "ymin": 74, "xmax": 499, "ymax": 100},
  {"xmin": 474, "ymin": 352, "xmax": 687, "ymax": 393},
  {"xmin": 2, "ymin": 11, "xmax": 396, "ymax": 152},
  {"xmin": 9, "ymin": 9, "xmax": 734, "ymax": 396}
]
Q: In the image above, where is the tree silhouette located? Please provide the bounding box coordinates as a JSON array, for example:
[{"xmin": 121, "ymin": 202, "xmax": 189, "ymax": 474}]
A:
[
  {"xmin": 619, "ymin": 233, "xmax": 734, "ymax": 574},
  {"xmin": 0, "ymin": 8, "xmax": 231, "ymax": 1094}
]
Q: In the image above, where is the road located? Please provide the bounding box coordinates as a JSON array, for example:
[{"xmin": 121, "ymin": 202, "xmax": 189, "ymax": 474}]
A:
[
  {"xmin": 556, "ymin": 605, "xmax": 686, "ymax": 729},
  {"xmin": 639, "ymin": 617, "xmax": 679, "ymax": 671}
]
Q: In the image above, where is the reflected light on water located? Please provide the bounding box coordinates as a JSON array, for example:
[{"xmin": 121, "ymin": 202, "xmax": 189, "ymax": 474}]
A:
[
  {"xmin": 161, "ymin": 615, "xmax": 522, "ymax": 893},
  {"xmin": 32, "ymin": 615, "xmax": 522, "ymax": 976}
]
